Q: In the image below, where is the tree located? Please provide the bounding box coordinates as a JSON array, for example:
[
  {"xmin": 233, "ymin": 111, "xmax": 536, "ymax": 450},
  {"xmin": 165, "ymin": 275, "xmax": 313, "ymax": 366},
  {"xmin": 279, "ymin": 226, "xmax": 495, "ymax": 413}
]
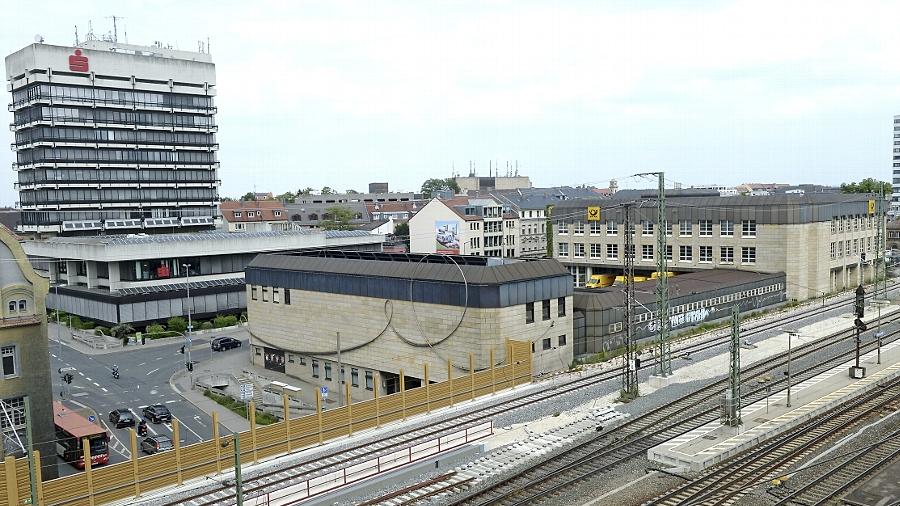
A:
[
  {"xmin": 394, "ymin": 222, "xmax": 410, "ymax": 247},
  {"xmin": 298, "ymin": 187, "xmax": 315, "ymax": 195},
  {"xmin": 167, "ymin": 316, "xmax": 188, "ymax": 333},
  {"xmin": 346, "ymin": 189, "xmax": 359, "ymax": 194},
  {"xmin": 240, "ymin": 191, "xmax": 256, "ymax": 201},
  {"xmin": 220, "ymin": 196, "xmax": 235, "ymax": 202},
  {"xmin": 276, "ymin": 191, "xmax": 296, "ymax": 203},
  {"xmin": 321, "ymin": 206, "xmax": 355, "ymax": 230},
  {"xmin": 421, "ymin": 178, "xmax": 461, "ymax": 198},
  {"xmin": 840, "ymin": 178, "xmax": 891, "ymax": 195},
  {"xmin": 321, "ymin": 186, "xmax": 335, "ymax": 195}
]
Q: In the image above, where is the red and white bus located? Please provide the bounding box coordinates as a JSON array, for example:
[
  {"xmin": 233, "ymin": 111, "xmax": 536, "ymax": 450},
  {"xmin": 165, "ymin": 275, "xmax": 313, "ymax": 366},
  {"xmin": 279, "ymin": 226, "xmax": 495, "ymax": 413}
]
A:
[{"xmin": 53, "ymin": 401, "xmax": 109, "ymax": 468}]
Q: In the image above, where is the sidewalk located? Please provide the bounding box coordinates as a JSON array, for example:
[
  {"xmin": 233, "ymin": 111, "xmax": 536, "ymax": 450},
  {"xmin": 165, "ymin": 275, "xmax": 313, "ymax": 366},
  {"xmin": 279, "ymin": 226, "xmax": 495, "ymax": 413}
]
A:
[
  {"xmin": 170, "ymin": 368, "xmax": 251, "ymax": 433},
  {"xmin": 47, "ymin": 321, "xmax": 248, "ymax": 356}
]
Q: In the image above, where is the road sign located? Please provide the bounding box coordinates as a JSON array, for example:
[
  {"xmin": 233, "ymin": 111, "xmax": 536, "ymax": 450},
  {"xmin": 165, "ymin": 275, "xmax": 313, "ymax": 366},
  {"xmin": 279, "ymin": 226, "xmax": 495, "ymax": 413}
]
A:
[
  {"xmin": 587, "ymin": 206, "xmax": 601, "ymax": 221},
  {"xmin": 87, "ymin": 415, "xmax": 95, "ymax": 423},
  {"xmin": 868, "ymin": 199, "xmax": 876, "ymax": 214},
  {"xmin": 320, "ymin": 386, "xmax": 328, "ymax": 396},
  {"xmin": 239, "ymin": 383, "xmax": 254, "ymax": 401}
]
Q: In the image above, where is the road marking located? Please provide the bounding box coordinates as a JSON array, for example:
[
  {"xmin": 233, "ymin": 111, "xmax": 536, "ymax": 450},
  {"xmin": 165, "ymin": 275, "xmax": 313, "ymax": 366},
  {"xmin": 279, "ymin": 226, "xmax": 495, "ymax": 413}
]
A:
[
  {"xmin": 193, "ymin": 415, "xmax": 206, "ymax": 428},
  {"xmin": 155, "ymin": 357, "xmax": 163, "ymax": 361},
  {"xmin": 146, "ymin": 368, "xmax": 160, "ymax": 376},
  {"xmin": 100, "ymin": 387, "xmax": 108, "ymax": 393},
  {"xmin": 93, "ymin": 382, "xmax": 100, "ymax": 387},
  {"xmin": 51, "ymin": 354, "xmax": 57, "ymax": 358},
  {"xmin": 85, "ymin": 377, "xmax": 92, "ymax": 381},
  {"xmin": 99, "ymin": 419, "xmax": 131, "ymax": 460},
  {"xmin": 138, "ymin": 362, "xmax": 146, "ymax": 367},
  {"xmin": 165, "ymin": 399, "xmax": 180, "ymax": 404},
  {"xmin": 177, "ymin": 418, "xmax": 203, "ymax": 442},
  {"xmin": 78, "ymin": 372, "xmax": 84, "ymax": 376},
  {"xmin": 71, "ymin": 392, "xmax": 88, "ymax": 397}
]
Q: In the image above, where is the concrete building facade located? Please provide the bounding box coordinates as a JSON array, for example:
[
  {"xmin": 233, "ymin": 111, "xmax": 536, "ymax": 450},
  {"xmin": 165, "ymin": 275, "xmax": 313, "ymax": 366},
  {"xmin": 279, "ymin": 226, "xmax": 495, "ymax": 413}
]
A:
[
  {"xmin": 409, "ymin": 197, "xmax": 518, "ymax": 258},
  {"xmin": 0, "ymin": 226, "xmax": 56, "ymax": 478},
  {"xmin": 6, "ymin": 40, "xmax": 219, "ymax": 236},
  {"xmin": 455, "ymin": 175, "xmax": 531, "ymax": 193},
  {"xmin": 245, "ymin": 252, "xmax": 573, "ymax": 399},
  {"xmin": 551, "ymin": 194, "xmax": 883, "ymax": 300}
]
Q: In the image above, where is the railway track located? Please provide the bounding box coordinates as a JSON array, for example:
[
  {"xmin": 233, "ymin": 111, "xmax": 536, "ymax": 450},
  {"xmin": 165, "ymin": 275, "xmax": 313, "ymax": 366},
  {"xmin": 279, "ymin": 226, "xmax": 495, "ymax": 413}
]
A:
[
  {"xmin": 167, "ymin": 288, "xmax": 887, "ymax": 506},
  {"xmin": 772, "ymin": 421, "xmax": 900, "ymax": 505},
  {"xmin": 646, "ymin": 378, "xmax": 900, "ymax": 506},
  {"xmin": 437, "ymin": 314, "xmax": 900, "ymax": 506}
]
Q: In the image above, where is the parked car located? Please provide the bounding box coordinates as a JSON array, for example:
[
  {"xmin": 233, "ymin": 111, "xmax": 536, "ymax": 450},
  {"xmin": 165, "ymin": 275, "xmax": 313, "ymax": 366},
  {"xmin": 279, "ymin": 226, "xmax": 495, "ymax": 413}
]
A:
[
  {"xmin": 211, "ymin": 336, "xmax": 242, "ymax": 351},
  {"xmin": 108, "ymin": 408, "xmax": 136, "ymax": 429},
  {"xmin": 141, "ymin": 435, "xmax": 173, "ymax": 454},
  {"xmin": 142, "ymin": 404, "xmax": 172, "ymax": 424}
]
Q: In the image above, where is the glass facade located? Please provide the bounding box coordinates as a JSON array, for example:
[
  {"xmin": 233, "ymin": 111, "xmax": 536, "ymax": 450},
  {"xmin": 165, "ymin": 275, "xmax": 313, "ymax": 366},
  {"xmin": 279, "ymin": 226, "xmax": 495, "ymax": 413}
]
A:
[{"xmin": 10, "ymin": 79, "xmax": 219, "ymax": 233}]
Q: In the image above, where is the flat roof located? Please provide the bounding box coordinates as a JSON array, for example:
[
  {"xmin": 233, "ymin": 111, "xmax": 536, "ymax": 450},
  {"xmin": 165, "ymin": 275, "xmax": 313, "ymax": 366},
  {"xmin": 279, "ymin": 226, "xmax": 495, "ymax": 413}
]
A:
[
  {"xmin": 39, "ymin": 229, "xmax": 372, "ymax": 247},
  {"xmin": 574, "ymin": 270, "xmax": 785, "ymax": 310},
  {"xmin": 248, "ymin": 251, "xmax": 570, "ymax": 285}
]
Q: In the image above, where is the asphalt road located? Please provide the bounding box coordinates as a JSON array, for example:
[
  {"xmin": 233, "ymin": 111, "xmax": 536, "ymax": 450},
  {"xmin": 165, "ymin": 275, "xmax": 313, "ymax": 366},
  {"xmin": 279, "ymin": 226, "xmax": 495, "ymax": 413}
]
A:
[{"xmin": 48, "ymin": 326, "xmax": 249, "ymax": 476}]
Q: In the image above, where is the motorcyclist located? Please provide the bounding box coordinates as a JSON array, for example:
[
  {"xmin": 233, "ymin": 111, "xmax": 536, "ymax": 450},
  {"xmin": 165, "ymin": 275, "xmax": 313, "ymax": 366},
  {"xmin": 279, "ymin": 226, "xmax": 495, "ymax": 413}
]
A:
[
  {"xmin": 111, "ymin": 364, "xmax": 119, "ymax": 379},
  {"xmin": 137, "ymin": 418, "xmax": 148, "ymax": 436}
]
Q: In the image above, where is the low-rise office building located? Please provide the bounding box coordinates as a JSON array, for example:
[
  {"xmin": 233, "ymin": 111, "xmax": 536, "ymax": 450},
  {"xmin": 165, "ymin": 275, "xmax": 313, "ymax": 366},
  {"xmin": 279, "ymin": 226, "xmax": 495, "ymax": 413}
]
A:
[
  {"xmin": 246, "ymin": 252, "xmax": 573, "ymax": 399},
  {"xmin": 25, "ymin": 230, "xmax": 383, "ymax": 326},
  {"xmin": 551, "ymin": 193, "xmax": 882, "ymax": 300}
]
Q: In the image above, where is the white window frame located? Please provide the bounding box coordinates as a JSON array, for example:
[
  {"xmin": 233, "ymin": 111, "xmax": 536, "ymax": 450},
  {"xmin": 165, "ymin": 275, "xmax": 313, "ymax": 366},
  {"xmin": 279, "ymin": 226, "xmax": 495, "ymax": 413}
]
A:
[
  {"xmin": 559, "ymin": 242, "xmax": 569, "ymax": 256},
  {"xmin": 642, "ymin": 220, "xmax": 653, "ymax": 236},
  {"xmin": 679, "ymin": 245, "xmax": 692, "ymax": 262},
  {"xmin": 573, "ymin": 222, "xmax": 584, "ymax": 235},
  {"xmin": 720, "ymin": 246, "xmax": 734, "ymax": 264},
  {"xmin": 699, "ymin": 220, "xmax": 713, "ymax": 237},
  {"xmin": 699, "ymin": 245, "xmax": 713, "ymax": 263},
  {"xmin": 1, "ymin": 346, "xmax": 17, "ymax": 379},
  {"xmin": 641, "ymin": 244, "xmax": 653, "ymax": 261},
  {"xmin": 573, "ymin": 243, "xmax": 585, "ymax": 258},
  {"xmin": 741, "ymin": 246, "xmax": 757, "ymax": 264},
  {"xmin": 742, "ymin": 219, "xmax": 757, "ymax": 238},
  {"xmin": 720, "ymin": 220, "xmax": 734, "ymax": 237},
  {"xmin": 606, "ymin": 220, "xmax": 617, "ymax": 236},
  {"xmin": 590, "ymin": 244, "xmax": 602, "ymax": 259},
  {"xmin": 557, "ymin": 221, "xmax": 569, "ymax": 234},
  {"xmin": 680, "ymin": 220, "xmax": 692, "ymax": 237},
  {"xmin": 607, "ymin": 244, "xmax": 619, "ymax": 260}
]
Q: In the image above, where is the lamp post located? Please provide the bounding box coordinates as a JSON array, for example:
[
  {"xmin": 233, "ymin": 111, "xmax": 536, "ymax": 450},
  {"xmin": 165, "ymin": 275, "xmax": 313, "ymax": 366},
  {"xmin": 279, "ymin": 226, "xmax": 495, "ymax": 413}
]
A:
[
  {"xmin": 183, "ymin": 263, "xmax": 193, "ymax": 386},
  {"xmin": 779, "ymin": 328, "xmax": 799, "ymax": 408},
  {"xmin": 873, "ymin": 299, "xmax": 889, "ymax": 365}
]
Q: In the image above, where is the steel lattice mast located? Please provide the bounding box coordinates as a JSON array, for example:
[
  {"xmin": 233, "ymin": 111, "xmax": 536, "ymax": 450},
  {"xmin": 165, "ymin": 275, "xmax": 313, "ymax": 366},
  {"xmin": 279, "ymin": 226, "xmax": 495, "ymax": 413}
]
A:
[
  {"xmin": 725, "ymin": 306, "xmax": 741, "ymax": 426},
  {"xmin": 621, "ymin": 202, "xmax": 639, "ymax": 400}
]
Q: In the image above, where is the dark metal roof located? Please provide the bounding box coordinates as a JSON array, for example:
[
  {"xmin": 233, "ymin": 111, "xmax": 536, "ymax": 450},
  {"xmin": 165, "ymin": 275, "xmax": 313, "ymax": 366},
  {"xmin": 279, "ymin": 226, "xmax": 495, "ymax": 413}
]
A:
[
  {"xmin": 574, "ymin": 270, "xmax": 785, "ymax": 310},
  {"xmin": 247, "ymin": 251, "xmax": 570, "ymax": 285}
]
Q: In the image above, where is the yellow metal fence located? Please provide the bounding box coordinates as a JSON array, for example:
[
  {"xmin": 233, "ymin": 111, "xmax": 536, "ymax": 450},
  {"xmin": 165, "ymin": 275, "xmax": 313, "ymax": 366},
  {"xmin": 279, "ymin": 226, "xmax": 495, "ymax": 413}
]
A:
[{"xmin": 2, "ymin": 340, "xmax": 532, "ymax": 506}]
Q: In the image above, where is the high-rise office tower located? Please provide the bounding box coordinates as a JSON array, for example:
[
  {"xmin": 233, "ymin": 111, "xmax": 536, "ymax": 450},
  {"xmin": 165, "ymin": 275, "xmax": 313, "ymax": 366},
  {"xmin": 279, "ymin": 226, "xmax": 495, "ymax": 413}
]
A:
[
  {"xmin": 6, "ymin": 40, "xmax": 219, "ymax": 236},
  {"xmin": 893, "ymin": 114, "xmax": 900, "ymax": 216}
]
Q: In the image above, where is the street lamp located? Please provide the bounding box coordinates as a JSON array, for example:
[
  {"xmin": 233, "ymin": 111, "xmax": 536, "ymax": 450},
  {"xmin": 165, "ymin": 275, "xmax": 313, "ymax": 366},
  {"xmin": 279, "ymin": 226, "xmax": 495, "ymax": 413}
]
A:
[
  {"xmin": 183, "ymin": 263, "xmax": 194, "ymax": 386},
  {"xmin": 873, "ymin": 299, "xmax": 890, "ymax": 365},
  {"xmin": 780, "ymin": 328, "xmax": 799, "ymax": 408}
]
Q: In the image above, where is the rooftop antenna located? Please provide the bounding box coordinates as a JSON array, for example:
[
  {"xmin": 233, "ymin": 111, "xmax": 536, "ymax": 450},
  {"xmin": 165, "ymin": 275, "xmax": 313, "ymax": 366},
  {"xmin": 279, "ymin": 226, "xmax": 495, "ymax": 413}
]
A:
[
  {"xmin": 34, "ymin": 34, "xmax": 44, "ymax": 44},
  {"xmin": 74, "ymin": 25, "xmax": 79, "ymax": 45},
  {"xmin": 207, "ymin": 37, "xmax": 211, "ymax": 56},
  {"xmin": 87, "ymin": 20, "xmax": 95, "ymax": 41},
  {"xmin": 106, "ymin": 15, "xmax": 123, "ymax": 43}
]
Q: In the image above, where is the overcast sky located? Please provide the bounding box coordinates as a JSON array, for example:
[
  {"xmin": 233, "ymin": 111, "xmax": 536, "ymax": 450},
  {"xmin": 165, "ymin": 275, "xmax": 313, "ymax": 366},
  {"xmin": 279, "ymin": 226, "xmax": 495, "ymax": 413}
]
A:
[{"xmin": 3, "ymin": 0, "xmax": 900, "ymax": 203}]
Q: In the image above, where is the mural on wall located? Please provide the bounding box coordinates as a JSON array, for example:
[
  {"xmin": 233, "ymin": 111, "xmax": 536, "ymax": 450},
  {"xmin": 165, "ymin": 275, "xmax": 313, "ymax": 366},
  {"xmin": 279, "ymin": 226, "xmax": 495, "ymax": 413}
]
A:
[{"xmin": 435, "ymin": 220, "xmax": 460, "ymax": 254}]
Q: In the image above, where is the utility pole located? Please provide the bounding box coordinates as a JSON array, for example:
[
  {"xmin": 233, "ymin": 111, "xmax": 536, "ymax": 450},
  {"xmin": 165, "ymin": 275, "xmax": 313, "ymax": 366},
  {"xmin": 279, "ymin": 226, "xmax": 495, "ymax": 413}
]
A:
[
  {"xmin": 183, "ymin": 263, "xmax": 194, "ymax": 386},
  {"xmin": 25, "ymin": 396, "xmax": 37, "ymax": 506},
  {"xmin": 545, "ymin": 204, "xmax": 554, "ymax": 258},
  {"xmin": 878, "ymin": 186, "xmax": 888, "ymax": 300},
  {"xmin": 233, "ymin": 433, "xmax": 243, "ymax": 506},
  {"xmin": 724, "ymin": 307, "xmax": 741, "ymax": 426},
  {"xmin": 336, "ymin": 332, "xmax": 344, "ymax": 407},
  {"xmin": 636, "ymin": 171, "xmax": 671, "ymax": 377},
  {"xmin": 784, "ymin": 329, "xmax": 797, "ymax": 408},
  {"xmin": 620, "ymin": 203, "xmax": 639, "ymax": 401}
]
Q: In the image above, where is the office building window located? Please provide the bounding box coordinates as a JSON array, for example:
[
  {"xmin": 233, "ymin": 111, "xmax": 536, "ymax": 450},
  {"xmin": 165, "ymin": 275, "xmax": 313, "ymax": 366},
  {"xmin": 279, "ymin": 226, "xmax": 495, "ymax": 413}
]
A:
[
  {"xmin": 526, "ymin": 302, "xmax": 535, "ymax": 324},
  {"xmin": 679, "ymin": 245, "xmax": 693, "ymax": 262},
  {"xmin": 720, "ymin": 220, "xmax": 734, "ymax": 237},
  {"xmin": 573, "ymin": 222, "xmax": 584, "ymax": 235},
  {"xmin": 607, "ymin": 244, "xmax": 619, "ymax": 260},
  {"xmin": 559, "ymin": 242, "xmax": 569, "ymax": 256},
  {"xmin": 1, "ymin": 346, "xmax": 16, "ymax": 378},
  {"xmin": 680, "ymin": 220, "xmax": 692, "ymax": 236},
  {"xmin": 574, "ymin": 243, "xmax": 585, "ymax": 258},
  {"xmin": 324, "ymin": 362, "xmax": 332, "ymax": 381},
  {"xmin": 742, "ymin": 247, "xmax": 757, "ymax": 264},
  {"xmin": 607, "ymin": 220, "xmax": 617, "ymax": 235},
  {"xmin": 558, "ymin": 221, "xmax": 569, "ymax": 234},
  {"xmin": 542, "ymin": 300, "xmax": 551, "ymax": 320},
  {"xmin": 590, "ymin": 244, "xmax": 602, "ymax": 259},
  {"xmin": 312, "ymin": 359, "xmax": 319, "ymax": 378},
  {"xmin": 720, "ymin": 246, "xmax": 734, "ymax": 263},
  {"xmin": 351, "ymin": 368, "xmax": 359, "ymax": 387},
  {"xmin": 262, "ymin": 288, "xmax": 269, "ymax": 302},
  {"xmin": 558, "ymin": 297, "xmax": 566, "ymax": 317},
  {"xmin": 664, "ymin": 220, "xmax": 672, "ymax": 236},
  {"xmin": 830, "ymin": 242, "xmax": 836, "ymax": 260},
  {"xmin": 665, "ymin": 245, "xmax": 673, "ymax": 261},
  {"xmin": 542, "ymin": 337, "xmax": 552, "ymax": 350},
  {"xmin": 742, "ymin": 220, "xmax": 757, "ymax": 237},
  {"xmin": 284, "ymin": 289, "xmax": 291, "ymax": 305},
  {"xmin": 299, "ymin": 356, "xmax": 306, "ymax": 365},
  {"xmin": 590, "ymin": 221, "xmax": 602, "ymax": 235},
  {"xmin": 642, "ymin": 220, "xmax": 653, "ymax": 236},
  {"xmin": 699, "ymin": 220, "xmax": 713, "ymax": 236},
  {"xmin": 699, "ymin": 245, "xmax": 713, "ymax": 263},
  {"xmin": 251, "ymin": 286, "xmax": 258, "ymax": 301},
  {"xmin": 558, "ymin": 334, "xmax": 567, "ymax": 346},
  {"xmin": 642, "ymin": 244, "xmax": 654, "ymax": 261},
  {"xmin": 273, "ymin": 289, "xmax": 280, "ymax": 304},
  {"xmin": 365, "ymin": 371, "xmax": 374, "ymax": 390}
]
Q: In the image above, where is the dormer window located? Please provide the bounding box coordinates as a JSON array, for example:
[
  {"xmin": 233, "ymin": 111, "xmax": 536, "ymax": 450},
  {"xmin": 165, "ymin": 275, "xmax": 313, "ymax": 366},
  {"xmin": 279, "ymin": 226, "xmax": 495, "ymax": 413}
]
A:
[
  {"xmin": 233, "ymin": 212, "xmax": 241, "ymax": 218},
  {"xmin": 7, "ymin": 301, "xmax": 14, "ymax": 312},
  {"xmin": 248, "ymin": 211, "xmax": 256, "ymax": 218},
  {"xmin": 273, "ymin": 211, "xmax": 282, "ymax": 217},
  {"xmin": 17, "ymin": 300, "xmax": 26, "ymax": 312}
]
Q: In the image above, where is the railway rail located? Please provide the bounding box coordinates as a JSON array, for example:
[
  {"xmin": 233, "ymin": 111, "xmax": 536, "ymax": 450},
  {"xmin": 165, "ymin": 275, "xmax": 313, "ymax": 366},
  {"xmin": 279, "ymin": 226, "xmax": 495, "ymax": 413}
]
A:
[
  {"xmin": 772, "ymin": 421, "xmax": 900, "ymax": 505},
  {"xmin": 437, "ymin": 313, "xmax": 900, "ymax": 506},
  {"xmin": 167, "ymin": 287, "xmax": 888, "ymax": 506},
  {"xmin": 646, "ymin": 378, "xmax": 900, "ymax": 505}
]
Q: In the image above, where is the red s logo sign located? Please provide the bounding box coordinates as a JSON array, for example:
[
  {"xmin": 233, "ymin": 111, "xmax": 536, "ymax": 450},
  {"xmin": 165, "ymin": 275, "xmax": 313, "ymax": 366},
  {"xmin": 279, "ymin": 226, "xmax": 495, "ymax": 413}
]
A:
[{"xmin": 69, "ymin": 49, "xmax": 89, "ymax": 72}]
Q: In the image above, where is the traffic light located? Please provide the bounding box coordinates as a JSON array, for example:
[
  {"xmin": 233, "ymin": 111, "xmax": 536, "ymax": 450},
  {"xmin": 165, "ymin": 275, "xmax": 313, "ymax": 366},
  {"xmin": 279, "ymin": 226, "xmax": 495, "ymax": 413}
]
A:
[
  {"xmin": 180, "ymin": 346, "xmax": 185, "ymax": 354},
  {"xmin": 855, "ymin": 285, "xmax": 865, "ymax": 318},
  {"xmin": 186, "ymin": 362, "xmax": 193, "ymax": 372},
  {"xmin": 63, "ymin": 373, "xmax": 73, "ymax": 384}
]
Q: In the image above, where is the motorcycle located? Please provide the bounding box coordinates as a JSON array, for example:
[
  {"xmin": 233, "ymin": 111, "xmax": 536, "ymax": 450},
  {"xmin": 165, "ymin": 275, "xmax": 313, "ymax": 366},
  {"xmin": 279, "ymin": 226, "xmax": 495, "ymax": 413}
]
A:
[
  {"xmin": 137, "ymin": 419, "xmax": 148, "ymax": 437},
  {"xmin": 111, "ymin": 365, "xmax": 119, "ymax": 380}
]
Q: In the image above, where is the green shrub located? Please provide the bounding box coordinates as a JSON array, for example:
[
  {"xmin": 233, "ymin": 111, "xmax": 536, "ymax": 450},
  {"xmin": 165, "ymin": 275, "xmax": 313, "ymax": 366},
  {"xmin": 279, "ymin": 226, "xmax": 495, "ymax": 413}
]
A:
[
  {"xmin": 167, "ymin": 317, "xmax": 188, "ymax": 333},
  {"xmin": 146, "ymin": 324, "xmax": 165, "ymax": 334},
  {"xmin": 79, "ymin": 320, "xmax": 95, "ymax": 330},
  {"xmin": 69, "ymin": 315, "xmax": 83, "ymax": 329},
  {"xmin": 110, "ymin": 324, "xmax": 135, "ymax": 339},
  {"xmin": 94, "ymin": 326, "xmax": 109, "ymax": 336},
  {"xmin": 199, "ymin": 321, "xmax": 214, "ymax": 330},
  {"xmin": 213, "ymin": 314, "xmax": 238, "ymax": 328},
  {"xmin": 203, "ymin": 390, "xmax": 276, "ymax": 425},
  {"xmin": 144, "ymin": 331, "xmax": 181, "ymax": 339}
]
